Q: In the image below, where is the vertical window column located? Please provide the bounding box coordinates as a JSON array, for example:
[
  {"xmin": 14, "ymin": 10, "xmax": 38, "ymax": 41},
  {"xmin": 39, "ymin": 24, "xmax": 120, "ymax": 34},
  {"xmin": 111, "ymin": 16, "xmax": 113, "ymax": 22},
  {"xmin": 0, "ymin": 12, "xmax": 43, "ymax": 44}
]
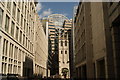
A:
[
  {"xmin": 21, "ymin": 14, "xmax": 23, "ymax": 28},
  {"xmin": 7, "ymin": 2, "xmax": 11, "ymax": 12},
  {"xmin": 19, "ymin": 31, "xmax": 22, "ymax": 43},
  {"xmin": 12, "ymin": 2, "xmax": 16, "ymax": 19},
  {"xmin": 2, "ymin": 39, "xmax": 8, "ymax": 56},
  {"xmin": 5, "ymin": 15, "xmax": 10, "ymax": 33},
  {"xmin": 17, "ymin": 9, "xmax": 20, "ymax": 23},
  {"xmin": 0, "ymin": 8, "xmax": 3, "ymax": 28},
  {"xmin": 15, "ymin": 26, "xmax": 19, "ymax": 41},
  {"xmin": 24, "ymin": 19, "xmax": 26, "ymax": 32},
  {"xmin": 23, "ymin": 34, "xmax": 25, "ymax": 46},
  {"xmin": 11, "ymin": 21, "xmax": 15, "ymax": 37}
]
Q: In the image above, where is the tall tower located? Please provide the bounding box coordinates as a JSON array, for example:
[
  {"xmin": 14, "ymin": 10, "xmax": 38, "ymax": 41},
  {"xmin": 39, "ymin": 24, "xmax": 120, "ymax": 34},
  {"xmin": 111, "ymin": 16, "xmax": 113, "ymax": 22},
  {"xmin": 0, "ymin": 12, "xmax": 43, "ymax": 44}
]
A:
[{"xmin": 47, "ymin": 14, "xmax": 72, "ymax": 78}]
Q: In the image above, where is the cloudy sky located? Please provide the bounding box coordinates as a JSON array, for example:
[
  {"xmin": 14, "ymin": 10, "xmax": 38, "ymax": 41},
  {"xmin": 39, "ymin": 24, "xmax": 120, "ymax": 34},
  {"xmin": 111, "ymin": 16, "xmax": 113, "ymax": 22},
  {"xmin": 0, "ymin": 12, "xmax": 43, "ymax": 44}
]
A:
[{"xmin": 36, "ymin": 2, "xmax": 78, "ymax": 19}]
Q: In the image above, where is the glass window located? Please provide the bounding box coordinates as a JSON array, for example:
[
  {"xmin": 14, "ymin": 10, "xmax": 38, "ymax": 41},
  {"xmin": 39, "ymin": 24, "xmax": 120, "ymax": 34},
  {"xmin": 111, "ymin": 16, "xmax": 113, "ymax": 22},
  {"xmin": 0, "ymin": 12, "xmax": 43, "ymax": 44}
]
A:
[
  {"xmin": 18, "ymin": 66, "xmax": 21, "ymax": 75},
  {"xmin": 25, "ymin": 6, "xmax": 27, "ymax": 17},
  {"xmin": 28, "ymin": 40, "xmax": 30, "ymax": 50},
  {"xmin": 2, "ymin": 39, "xmax": 8, "ymax": 56},
  {"xmin": 61, "ymin": 40, "xmax": 63, "ymax": 46},
  {"xmin": 65, "ymin": 41, "xmax": 67, "ymax": 46},
  {"xmin": 12, "ymin": 2, "xmax": 16, "ymax": 18},
  {"xmin": 14, "ymin": 46, "xmax": 18, "ymax": 59},
  {"xmin": 26, "ymin": 37, "xmax": 27, "ymax": 47},
  {"xmin": 5, "ymin": 41, "xmax": 8, "ymax": 56},
  {"xmin": 22, "ymin": 2, "xmax": 24, "ymax": 12},
  {"xmin": 5, "ymin": 15, "xmax": 10, "ymax": 32},
  {"xmin": 26, "ymin": 24, "xmax": 28, "ymax": 34},
  {"xmin": 23, "ymin": 34, "xmax": 25, "ymax": 45},
  {"xmin": 16, "ymin": 26, "xmax": 19, "ymax": 40},
  {"xmin": 18, "ymin": 2, "xmax": 21, "ymax": 8},
  {"xmin": 0, "ymin": 8, "xmax": 3, "ymax": 27},
  {"xmin": 11, "ymin": 21, "xmax": 15, "ymax": 37},
  {"xmin": 24, "ymin": 19, "xmax": 26, "ymax": 31},
  {"xmin": 17, "ymin": 9, "xmax": 20, "ymax": 23},
  {"xmin": 3, "ymin": 39, "xmax": 5, "ymax": 55},
  {"xmin": 9, "ymin": 43, "xmax": 11, "ymax": 57},
  {"xmin": 65, "ymin": 51, "xmax": 67, "ymax": 54},
  {"xmin": 32, "ymin": 44, "xmax": 33, "ymax": 52},
  {"xmin": 8, "ymin": 64, "xmax": 10, "ymax": 73},
  {"xmin": 61, "ymin": 51, "xmax": 63, "ymax": 54},
  {"xmin": 29, "ymin": 27, "xmax": 30, "ymax": 35},
  {"xmin": 7, "ymin": 2, "xmax": 11, "ymax": 11},
  {"xmin": 9, "ymin": 43, "xmax": 14, "ymax": 58},
  {"xmin": 21, "ymin": 15, "xmax": 23, "ymax": 27},
  {"xmin": 19, "ymin": 31, "xmax": 22, "ymax": 43},
  {"xmin": 2, "ymin": 63, "xmax": 4, "ymax": 73},
  {"xmin": 18, "ymin": 49, "xmax": 21, "ymax": 61}
]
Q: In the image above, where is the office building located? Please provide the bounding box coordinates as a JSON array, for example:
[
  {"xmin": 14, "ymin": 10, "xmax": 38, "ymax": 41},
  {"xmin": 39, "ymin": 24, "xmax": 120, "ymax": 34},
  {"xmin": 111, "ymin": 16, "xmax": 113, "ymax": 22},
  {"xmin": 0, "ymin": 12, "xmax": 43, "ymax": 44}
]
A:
[
  {"xmin": 47, "ymin": 14, "xmax": 72, "ymax": 78},
  {"xmin": 0, "ymin": 1, "xmax": 48, "ymax": 77},
  {"xmin": 74, "ymin": 2, "xmax": 120, "ymax": 79},
  {"xmin": 34, "ymin": 14, "xmax": 48, "ymax": 77}
]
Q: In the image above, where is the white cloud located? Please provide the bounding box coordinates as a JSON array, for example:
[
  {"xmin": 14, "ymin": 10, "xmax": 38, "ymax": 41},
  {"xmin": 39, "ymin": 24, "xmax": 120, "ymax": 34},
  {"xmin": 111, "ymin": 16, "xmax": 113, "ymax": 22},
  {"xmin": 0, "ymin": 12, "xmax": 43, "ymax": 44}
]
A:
[
  {"xmin": 39, "ymin": 8, "xmax": 53, "ymax": 18},
  {"xmin": 36, "ymin": 2, "xmax": 42, "ymax": 12},
  {"xmin": 63, "ymin": 13, "xmax": 68, "ymax": 16}
]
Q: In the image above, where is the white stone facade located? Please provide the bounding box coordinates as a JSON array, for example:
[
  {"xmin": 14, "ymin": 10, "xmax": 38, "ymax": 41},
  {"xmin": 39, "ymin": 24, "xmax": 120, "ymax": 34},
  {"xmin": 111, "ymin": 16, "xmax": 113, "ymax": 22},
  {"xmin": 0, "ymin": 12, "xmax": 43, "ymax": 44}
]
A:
[
  {"xmin": 0, "ymin": 1, "xmax": 48, "ymax": 77},
  {"xmin": 58, "ymin": 32, "xmax": 70, "ymax": 78}
]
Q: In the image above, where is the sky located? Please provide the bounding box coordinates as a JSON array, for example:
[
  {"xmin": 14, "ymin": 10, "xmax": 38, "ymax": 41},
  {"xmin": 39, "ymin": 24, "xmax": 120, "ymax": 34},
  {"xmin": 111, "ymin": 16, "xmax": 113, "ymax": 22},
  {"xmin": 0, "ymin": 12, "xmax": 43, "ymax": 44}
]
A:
[{"xmin": 36, "ymin": 2, "xmax": 79, "ymax": 19}]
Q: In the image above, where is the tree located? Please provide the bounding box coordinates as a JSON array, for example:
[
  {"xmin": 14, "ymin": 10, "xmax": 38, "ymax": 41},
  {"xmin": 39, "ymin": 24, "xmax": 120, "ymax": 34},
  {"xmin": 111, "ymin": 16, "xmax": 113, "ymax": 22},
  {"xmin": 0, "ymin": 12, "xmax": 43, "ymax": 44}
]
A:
[{"xmin": 62, "ymin": 68, "xmax": 69, "ymax": 78}]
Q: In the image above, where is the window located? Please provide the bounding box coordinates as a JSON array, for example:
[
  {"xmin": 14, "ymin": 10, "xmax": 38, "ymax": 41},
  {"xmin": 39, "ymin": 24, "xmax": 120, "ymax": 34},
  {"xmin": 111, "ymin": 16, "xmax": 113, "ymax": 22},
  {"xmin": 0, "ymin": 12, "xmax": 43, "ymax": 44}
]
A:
[
  {"xmin": 27, "ymin": 11, "xmax": 29, "ymax": 20},
  {"xmin": 61, "ymin": 40, "xmax": 63, "ymax": 46},
  {"xmin": 18, "ymin": 66, "xmax": 21, "ymax": 75},
  {"xmin": 26, "ymin": 23, "xmax": 28, "ymax": 34},
  {"xmin": 23, "ymin": 34, "xmax": 25, "ymax": 45},
  {"xmin": 3, "ymin": 39, "xmax": 8, "ymax": 56},
  {"xmin": 9, "ymin": 43, "xmax": 14, "ymax": 58},
  {"xmin": 28, "ymin": 40, "xmax": 30, "ymax": 50},
  {"xmin": 17, "ymin": 9, "xmax": 20, "ymax": 23},
  {"xmin": 26, "ymin": 37, "xmax": 27, "ymax": 47},
  {"xmin": 14, "ymin": 46, "xmax": 18, "ymax": 59},
  {"xmin": 7, "ymin": 2, "xmax": 11, "ymax": 11},
  {"xmin": 8, "ymin": 64, "xmax": 11, "ymax": 73},
  {"xmin": 65, "ymin": 41, "xmax": 67, "ymax": 46},
  {"xmin": 16, "ymin": 26, "xmax": 19, "ymax": 40},
  {"xmin": 65, "ymin": 51, "xmax": 67, "ymax": 54},
  {"xmin": 13, "ymin": 65, "xmax": 17, "ymax": 74},
  {"xmin": 24, "ymin": 19, "xmax": 26, "ymax": 31},
  {"xmin": 2, "ymin": 63, "xmax": 7, "ymax": 74},
  {"xmin": 0, "ymin": 8, "xmax": 3, "ymax": 27},
  {"xmin": 62, "ymin": 51, "xmax": 64, "ymax": 63},
  {"xmin": 29, "ymin": 27, "xmax": 30, "ymax": 36},
  {"xmin": 12, "ymin": 2, "xmax": 16, "ymax": 18},
  {"xmin": 29, "ymin": 43, "xmax": 31, "ymax": 51},
  {"xmin": 19, "ymin": 31, "xmax": 22, "ymax": 43},
  {"xmin": 22, "ymin": 2, "xmax": 24, "ymax": 12},
  {"xmin": 33, "ymin": 22, "xmax": 34, "ymax": 30},
  {"xmin": 32, "ymin": 44, "xmax": 33, "ymax": 52},
  {"xmin": 18, "ymin": 2, "xmax": 21, "ymax": 8},
  {"xmin": 5, "ymin": 41, "xmax": 8, "ymax": 56},
  {"xmin": 11, "ymin": 21, "xmax": 15, "ymax": 37},
  {"xmin": 5, "ymin": 15, "xmax": 10, "ymax": 32},
  {"xmin": 25, "ymin": 6, "xmax": 27, "ymax": 17},
  {"xmin": 61, "ymin": 51, "xmax": 63, "ymax": 54},
  {"xmin": 21, "ymin": 15, "xmax": 23, "ymax": 27}
]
